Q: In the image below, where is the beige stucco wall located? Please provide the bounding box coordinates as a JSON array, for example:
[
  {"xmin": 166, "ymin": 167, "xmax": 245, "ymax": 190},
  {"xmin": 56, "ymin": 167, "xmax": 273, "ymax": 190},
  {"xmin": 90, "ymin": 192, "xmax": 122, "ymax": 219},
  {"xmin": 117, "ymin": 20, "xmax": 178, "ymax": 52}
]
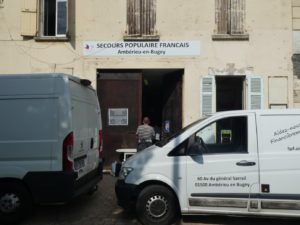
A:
[
  {"xmin": 0, "ymin": 0, "xmax": 294, "ymax": 125},
  {"xmin": 293, "ymin": 0, "xmax": 300, "ymax": 106}
]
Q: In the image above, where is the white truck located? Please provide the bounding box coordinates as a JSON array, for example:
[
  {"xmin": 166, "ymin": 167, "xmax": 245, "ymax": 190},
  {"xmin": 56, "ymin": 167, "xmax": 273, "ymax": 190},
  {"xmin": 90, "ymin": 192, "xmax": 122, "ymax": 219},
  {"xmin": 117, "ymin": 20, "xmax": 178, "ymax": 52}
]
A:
[
  {"xmin": 0, "ymin": 74, "xmax": 103, "ymax": 224},
  {"xmin": 115, "ymin": 109, "xmax": 300, "ymax": 225}
]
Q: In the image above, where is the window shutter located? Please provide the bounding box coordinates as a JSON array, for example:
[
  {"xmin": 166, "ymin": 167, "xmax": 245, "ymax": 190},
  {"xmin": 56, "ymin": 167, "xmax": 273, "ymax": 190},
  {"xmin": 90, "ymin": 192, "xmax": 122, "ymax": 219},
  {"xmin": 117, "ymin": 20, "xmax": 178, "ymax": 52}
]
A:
[
  {"xmin": 127, "ymin": 0, "xmax": 141, "ymax": 35},
  {"xmin": 141, "ymin": 0, "xmax": 156, "ymax": 35},
  {"xmin": 21, "ymin": 0, "xmax": 37, "ymax": 36},
  {"xmin": 149, "ymin": 0, "xmax": 156, "ymax": 35},
  {"xmin": 68, "ymin": 0, "xmax": 74, "ymax": 39},
  {"xmin": 230, "ymin": 0, "xmax": 245, "ymax": 34},
  {"xmin": 247, "ymin": 76, "xmax": 263, "ymax": 110},
  {"xmin": 201, "ymin": 76, "xmax": 216, "ymax": 116},
  {"xmin": 215, "ymin": 0, "xmax": 229, "ymax": 34}
]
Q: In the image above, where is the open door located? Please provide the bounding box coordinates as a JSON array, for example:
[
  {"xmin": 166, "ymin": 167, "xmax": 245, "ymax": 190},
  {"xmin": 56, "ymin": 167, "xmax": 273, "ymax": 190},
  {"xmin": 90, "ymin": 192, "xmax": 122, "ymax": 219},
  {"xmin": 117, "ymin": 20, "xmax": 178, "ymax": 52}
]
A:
[{"xmin": 161, "ymin": 71, "xmax": 183, "ymax": 139}]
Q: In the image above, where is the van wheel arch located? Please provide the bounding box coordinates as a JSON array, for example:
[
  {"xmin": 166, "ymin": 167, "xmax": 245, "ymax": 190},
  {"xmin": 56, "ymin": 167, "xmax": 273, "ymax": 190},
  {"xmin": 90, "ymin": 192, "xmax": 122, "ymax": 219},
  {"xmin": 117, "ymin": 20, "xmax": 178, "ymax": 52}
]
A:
[
  {"xmin": 0, "ymin": 179, "xmax": 33, "ymax": 224},
  {"xmin": 136, "ymin": 182, "xmax": 181, "ymax": 225},
  {"xmin": 137, "ymin": 180, "xmax": 180, "ymax": 205}
]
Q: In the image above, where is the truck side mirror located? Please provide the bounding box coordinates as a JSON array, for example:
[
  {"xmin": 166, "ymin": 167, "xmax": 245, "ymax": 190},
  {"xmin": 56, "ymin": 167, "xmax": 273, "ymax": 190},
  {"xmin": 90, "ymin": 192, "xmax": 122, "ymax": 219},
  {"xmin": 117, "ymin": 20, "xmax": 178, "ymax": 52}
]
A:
[
  {"xmin": 188, "ymin": 143, "xmax": 203, "ymax": 156},
  {"xmin": 188, "ymin": 136, "xmax": 207, "ymax": 156}
]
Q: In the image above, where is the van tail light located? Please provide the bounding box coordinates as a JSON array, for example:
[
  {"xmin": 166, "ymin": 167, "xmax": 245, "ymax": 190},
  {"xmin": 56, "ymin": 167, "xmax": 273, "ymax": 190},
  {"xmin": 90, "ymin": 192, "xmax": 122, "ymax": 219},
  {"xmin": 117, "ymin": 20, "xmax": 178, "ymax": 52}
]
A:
[
  {"xmin": 63, "ymin": 132, "xmax": 74, "ymax": 172},
  {"xmin": 99, "ymin": 130, "xmax": 103, "ymax": 159}
]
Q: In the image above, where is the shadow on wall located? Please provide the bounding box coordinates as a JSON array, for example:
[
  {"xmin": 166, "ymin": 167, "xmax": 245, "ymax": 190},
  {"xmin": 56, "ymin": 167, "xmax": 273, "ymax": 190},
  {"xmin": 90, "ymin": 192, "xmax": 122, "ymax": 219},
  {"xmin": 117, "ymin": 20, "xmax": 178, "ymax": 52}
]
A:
[{"xmin": 68, "ymin": 0, "xmax": 76, "ymax": 49}]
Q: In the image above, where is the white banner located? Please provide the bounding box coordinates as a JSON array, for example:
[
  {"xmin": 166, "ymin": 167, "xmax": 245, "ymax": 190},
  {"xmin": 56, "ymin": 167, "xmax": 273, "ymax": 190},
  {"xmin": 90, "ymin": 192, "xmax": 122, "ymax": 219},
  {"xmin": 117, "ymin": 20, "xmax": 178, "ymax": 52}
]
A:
[{"xmin": 83, "ymin": 41, "xmax": 201, "ymax": 57}]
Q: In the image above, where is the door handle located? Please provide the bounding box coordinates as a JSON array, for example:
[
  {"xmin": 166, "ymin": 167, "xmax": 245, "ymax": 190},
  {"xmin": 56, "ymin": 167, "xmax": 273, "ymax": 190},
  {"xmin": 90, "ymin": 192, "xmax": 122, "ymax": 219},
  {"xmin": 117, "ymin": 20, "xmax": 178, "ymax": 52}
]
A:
[
  {"xmin": 236, "ymin": 160, "xmax": 256, "ymax": 166},
  {"xmin": 90, "ymin": 138, "xmax": 94, "ymax": 149}
]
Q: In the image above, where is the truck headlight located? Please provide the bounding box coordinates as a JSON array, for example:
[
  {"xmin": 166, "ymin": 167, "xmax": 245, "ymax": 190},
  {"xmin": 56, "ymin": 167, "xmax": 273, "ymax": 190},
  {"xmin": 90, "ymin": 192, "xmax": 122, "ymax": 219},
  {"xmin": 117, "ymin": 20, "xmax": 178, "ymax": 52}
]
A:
[{"xmin": 119, "ymin": 167, "xmax": 134, "ymax": 180}]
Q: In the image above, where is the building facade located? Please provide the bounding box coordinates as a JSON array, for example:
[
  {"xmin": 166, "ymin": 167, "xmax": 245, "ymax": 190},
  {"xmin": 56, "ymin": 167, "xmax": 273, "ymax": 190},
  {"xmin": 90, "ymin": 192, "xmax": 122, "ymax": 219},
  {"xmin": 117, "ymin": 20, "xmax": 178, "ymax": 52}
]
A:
[
  {"xmin": 0, "ymin": 0, "xmax": 294, "ymax": 165},
  {"xmin": 293, "ymin": 0, "xmax": 300, "ymax": 107}
]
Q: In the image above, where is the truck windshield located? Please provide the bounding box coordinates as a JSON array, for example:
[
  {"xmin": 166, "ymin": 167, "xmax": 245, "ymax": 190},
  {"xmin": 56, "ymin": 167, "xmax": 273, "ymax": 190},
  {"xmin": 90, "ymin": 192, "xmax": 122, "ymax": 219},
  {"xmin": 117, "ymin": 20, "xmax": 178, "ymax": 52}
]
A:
[{"xmin": 155, "ymin": 117, "xmax": 209, "ymax": 147}]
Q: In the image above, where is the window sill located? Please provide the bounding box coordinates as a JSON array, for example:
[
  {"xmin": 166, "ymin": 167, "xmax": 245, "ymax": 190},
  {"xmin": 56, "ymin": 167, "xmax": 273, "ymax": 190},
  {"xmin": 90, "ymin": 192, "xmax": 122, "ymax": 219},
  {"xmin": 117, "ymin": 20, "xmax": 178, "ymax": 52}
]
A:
[
  {"xmin": 212, "ymin": 34, "xmax": 249, "ymax": 41},
  {"xmin": 123, "ymin": 35, "xmax": 160, "ymax": 41},
  {"xmin": 34, "ymin": 36, "xmax": 69, "ymax": 42}
]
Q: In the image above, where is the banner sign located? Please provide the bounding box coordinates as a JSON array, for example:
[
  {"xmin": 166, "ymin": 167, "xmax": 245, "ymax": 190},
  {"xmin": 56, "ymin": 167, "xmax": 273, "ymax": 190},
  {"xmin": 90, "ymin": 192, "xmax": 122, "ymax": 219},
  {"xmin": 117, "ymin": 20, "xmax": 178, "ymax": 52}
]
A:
[{"xmin": 83, "ymin": 41, "xmax": 201, "ymax": 57}]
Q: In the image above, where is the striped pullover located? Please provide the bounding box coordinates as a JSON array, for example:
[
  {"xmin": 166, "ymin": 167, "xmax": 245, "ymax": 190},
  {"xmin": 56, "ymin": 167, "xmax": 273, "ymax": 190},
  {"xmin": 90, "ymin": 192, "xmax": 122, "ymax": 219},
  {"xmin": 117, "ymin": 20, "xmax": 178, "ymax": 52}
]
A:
[{"xmin": 136, "ymin": 124, "xmax": 155, "ymax": 143}]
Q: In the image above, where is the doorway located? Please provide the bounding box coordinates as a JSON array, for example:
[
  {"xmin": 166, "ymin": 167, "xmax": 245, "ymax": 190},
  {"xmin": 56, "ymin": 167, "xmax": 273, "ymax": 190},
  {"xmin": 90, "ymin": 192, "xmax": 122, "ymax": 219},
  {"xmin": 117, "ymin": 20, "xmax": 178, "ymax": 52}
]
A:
[
  {"xmin": 142, "ymin": 70, "xmax": 183, "ymax": 139},
  {"xmin": 216, "ymin": 76, "xmax": 245, "ymax": 112},
  {"xmin": 97, "ymin": 69, "xmax": 183, "ymax": 166}
]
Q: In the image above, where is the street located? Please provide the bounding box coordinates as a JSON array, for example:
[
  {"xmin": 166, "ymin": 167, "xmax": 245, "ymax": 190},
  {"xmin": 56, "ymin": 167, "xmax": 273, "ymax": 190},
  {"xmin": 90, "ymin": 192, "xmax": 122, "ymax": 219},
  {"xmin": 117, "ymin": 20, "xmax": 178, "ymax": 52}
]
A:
[{"xmin": 20, "ymin": 174, "xmax": 300, "ymax": 225}]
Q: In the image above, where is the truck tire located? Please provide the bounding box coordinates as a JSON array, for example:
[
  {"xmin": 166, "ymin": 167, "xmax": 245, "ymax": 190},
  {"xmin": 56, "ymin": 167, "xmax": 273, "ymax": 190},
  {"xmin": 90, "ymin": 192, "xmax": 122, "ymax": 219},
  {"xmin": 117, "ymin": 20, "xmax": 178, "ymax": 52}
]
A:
[
  {"xmin": 136, "ymin": 185, "xmax": 179, "ymax": 225},
  {"xmin": 0, "ymin": 182, "xmax": 32, "ymax": 224}
]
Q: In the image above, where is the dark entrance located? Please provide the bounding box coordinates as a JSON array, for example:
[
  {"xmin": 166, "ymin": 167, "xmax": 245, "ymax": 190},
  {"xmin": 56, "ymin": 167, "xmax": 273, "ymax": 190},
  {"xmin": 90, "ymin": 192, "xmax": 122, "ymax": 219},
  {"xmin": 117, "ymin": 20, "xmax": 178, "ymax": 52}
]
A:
[
  {"xmin": 142, "ymin": 70, "xmax": 183, "ymax": 140},
  {"xmin": 97, "ymin": 69, "xmax": 183, "ymax": 167},
  {"xmin": 216, "ymin": 76, "xmax": 245, "ymax": 112}
]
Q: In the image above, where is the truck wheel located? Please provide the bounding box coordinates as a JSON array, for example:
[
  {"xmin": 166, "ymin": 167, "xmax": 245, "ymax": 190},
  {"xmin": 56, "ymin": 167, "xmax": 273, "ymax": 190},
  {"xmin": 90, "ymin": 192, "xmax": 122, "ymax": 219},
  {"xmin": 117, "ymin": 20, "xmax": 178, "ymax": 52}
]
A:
[
  {"xmin": 136, "ymin": 185, "xmax": 179, "ymax": 225},
  {"xmin": 0, "ymin": 182, "xmax": 32, "ymax": 224}
]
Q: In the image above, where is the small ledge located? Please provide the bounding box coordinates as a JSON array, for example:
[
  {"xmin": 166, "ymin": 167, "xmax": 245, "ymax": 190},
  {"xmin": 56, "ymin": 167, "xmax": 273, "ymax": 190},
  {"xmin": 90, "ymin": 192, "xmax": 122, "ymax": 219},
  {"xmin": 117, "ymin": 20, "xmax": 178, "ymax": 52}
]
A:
[
  {"xmin": 34, "ymin": 36, "xmax": 69, "ymax": 42},
  {"xmin": 123, "ymin": 35, "xmax": 160, "ymax": 42},
  {"xmin": 212, "ymin": 34, "xmax": 249, "ymax": 41}
]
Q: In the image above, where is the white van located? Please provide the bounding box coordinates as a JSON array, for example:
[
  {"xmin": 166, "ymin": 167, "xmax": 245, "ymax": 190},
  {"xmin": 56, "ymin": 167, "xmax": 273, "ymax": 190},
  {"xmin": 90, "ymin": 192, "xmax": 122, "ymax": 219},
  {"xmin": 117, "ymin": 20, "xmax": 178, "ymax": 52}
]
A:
[
  {"xmin": 116, "ymin": 109, "xmax": 300, "ymax": 225},
  {"xmin": 0, "ymin": 74, "xmax": 103, "ymax": 224}
]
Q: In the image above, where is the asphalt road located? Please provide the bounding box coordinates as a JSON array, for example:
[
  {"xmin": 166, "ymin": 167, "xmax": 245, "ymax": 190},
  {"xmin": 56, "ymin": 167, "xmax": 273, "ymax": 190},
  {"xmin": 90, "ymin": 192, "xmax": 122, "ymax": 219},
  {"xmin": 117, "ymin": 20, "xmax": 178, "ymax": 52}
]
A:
[{"xmin": 20, "ymin": 174, "xmax": 300, "ymax": 225}]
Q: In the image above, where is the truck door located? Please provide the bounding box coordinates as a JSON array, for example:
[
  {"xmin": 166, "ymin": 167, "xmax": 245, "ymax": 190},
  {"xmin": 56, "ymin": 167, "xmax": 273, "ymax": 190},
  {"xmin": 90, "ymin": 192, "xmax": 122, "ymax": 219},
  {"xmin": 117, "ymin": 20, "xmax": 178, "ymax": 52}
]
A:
[{"xmin": 186, "ymin": 113, "xmax": 259, "ymax": 213}]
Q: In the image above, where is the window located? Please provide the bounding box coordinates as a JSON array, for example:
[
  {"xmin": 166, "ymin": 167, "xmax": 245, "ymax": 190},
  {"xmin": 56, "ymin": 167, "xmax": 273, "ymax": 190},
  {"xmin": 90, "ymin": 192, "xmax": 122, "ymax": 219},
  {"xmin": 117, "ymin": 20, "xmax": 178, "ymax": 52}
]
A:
[
  {"xmin": 125, "ymin": 0, "xmax": 159, "ymax": 40},
  {"xmin": 189, "ymin": 116, "xmax": 248, "ymax": 154},
  {"xmin": 213, "ymin": 0, "xmax": 248, "ymax": 40},
  {"xmin": 39, "ymin": 0, "xmax": 67, "ymax": 37}
]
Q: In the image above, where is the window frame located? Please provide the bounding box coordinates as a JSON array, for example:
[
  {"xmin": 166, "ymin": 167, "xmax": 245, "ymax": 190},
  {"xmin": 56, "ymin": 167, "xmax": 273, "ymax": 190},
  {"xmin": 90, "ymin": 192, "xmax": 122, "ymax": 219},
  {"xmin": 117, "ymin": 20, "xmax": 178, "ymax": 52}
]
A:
[{"xmin": 36, "ymin": 0, "xmax": 68, "ymax": 41}]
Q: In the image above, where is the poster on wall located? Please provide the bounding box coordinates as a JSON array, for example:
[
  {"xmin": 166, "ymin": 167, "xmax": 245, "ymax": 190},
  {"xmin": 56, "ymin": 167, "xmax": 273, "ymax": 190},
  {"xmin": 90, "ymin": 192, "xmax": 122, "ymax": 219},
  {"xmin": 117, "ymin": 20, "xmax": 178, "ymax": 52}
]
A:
[{"xmin": 108, "ymin": 108, "xmax": 128, "ymax": 126}]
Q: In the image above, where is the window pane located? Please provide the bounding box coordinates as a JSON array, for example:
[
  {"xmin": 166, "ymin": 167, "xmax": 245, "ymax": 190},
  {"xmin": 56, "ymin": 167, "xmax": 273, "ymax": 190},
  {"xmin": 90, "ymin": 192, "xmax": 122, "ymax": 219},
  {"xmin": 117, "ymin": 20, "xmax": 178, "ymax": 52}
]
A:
[
  {"xmin": 57, "ymin": 1, "xmax": 67, "ymax": 35},
  {"xmin": 195, "ymin": 116, "xmax": 248, "ymax": 154},
  {"xmin": 44, "ymin": 0, "xmax": 56, "ymax": 36}
]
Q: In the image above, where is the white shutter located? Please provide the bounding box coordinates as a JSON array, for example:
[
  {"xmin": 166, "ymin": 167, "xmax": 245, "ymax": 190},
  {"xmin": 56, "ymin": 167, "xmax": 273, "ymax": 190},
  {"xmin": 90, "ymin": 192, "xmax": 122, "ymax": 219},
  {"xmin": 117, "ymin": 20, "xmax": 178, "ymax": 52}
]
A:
[
  {"xmin": 201, "ymin": 76, "xmax": 216, "ymax": 116},
  {"xmin": 247, "ymin": 76, "xmax": 263, "ymax": 109},
  {"xmin": 21, "ymin": 0, "xmax": 37, "ymax": 36}
]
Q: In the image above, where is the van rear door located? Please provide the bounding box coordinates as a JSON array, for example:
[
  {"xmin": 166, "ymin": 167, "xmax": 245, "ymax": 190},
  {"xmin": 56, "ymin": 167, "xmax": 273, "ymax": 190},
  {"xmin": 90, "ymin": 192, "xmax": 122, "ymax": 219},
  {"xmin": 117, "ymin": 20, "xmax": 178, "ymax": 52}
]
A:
[
  {"xmin": 186, "ymin": 112, "xmax": 259, "ymax": 214},
  {"xmin": 69, "ymin": 79, "xmax": 101, "ymax": 179}
]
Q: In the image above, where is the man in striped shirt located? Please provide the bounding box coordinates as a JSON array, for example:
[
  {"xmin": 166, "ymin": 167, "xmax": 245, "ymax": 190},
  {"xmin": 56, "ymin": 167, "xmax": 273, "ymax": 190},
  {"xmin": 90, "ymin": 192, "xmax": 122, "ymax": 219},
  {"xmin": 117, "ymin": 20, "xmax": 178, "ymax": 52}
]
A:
[{"xmin": 136, "ymin": 117, "xmax": 155, "ymax": 151}]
